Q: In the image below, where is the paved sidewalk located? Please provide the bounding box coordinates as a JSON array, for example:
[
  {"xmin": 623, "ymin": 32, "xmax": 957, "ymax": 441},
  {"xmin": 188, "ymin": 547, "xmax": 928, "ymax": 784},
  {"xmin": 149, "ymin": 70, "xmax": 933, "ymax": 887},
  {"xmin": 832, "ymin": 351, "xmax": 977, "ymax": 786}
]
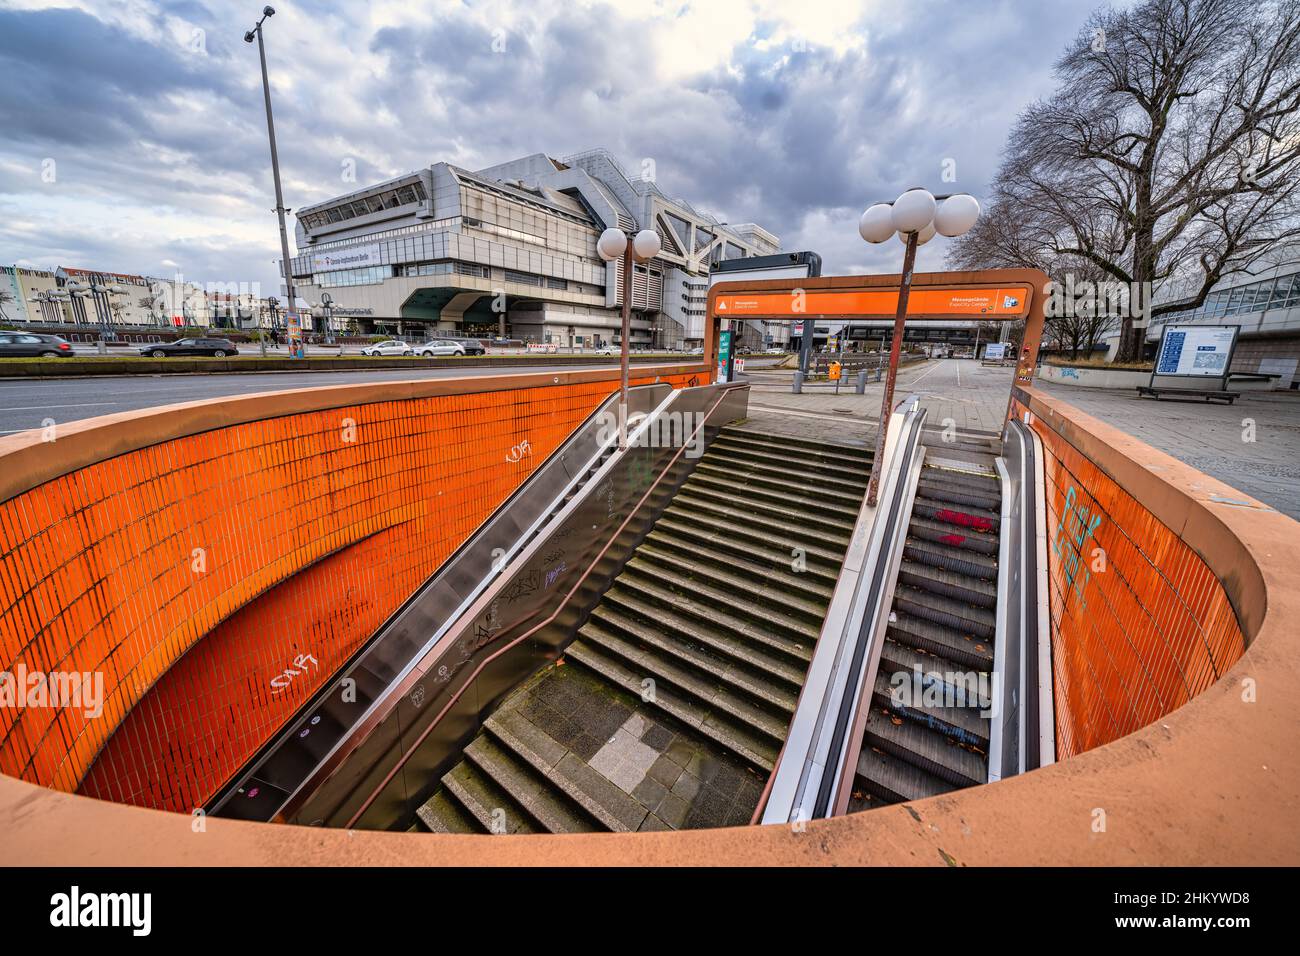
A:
[
  {"xmin": 1033, "ymin": 379, "xmax": 1300, "ymax": 519},
  {"xmin": 737, "ymin": 358, "xmax": 1014, "ymax": 446}
]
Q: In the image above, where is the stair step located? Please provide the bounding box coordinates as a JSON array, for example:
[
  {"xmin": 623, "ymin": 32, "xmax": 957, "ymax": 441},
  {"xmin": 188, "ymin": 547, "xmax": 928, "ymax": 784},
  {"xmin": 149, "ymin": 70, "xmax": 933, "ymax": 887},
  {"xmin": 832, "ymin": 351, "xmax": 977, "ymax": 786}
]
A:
[
  {"xmin": 902, "ymin": 536, "xmax": 998, "ymax": 581},
  {"xmin": 872, "ymin": 669, "xmax": 989, "ymax": 750},
  {"xmin": 864, "ymin": 707, "xmax": 987, "ymax": 788},
  {"xmin": 602, "ymin": 584, "xmax": 814, "ymax": 668},
  {"xmin": 578, "ymin": 621, "xmax": 795, "ymax": 736},
  {"xmin": 660, "ymin": 502, "xmax": 852, "ymax": 561},
  {"xmin": 614, "ymin": 566, "xmax": 821, "ymax": 644},
  {"xmin": 712, "ymin": 431, "xmax": 872, "ymax": 470},
  {"xmin": 907, "ymin": 515, "xmax": 1000, "ymax": 555},
  {"xmin": 440, "ymin": 761, "xmax": 540, "ymax": 834},
  {"xmin": 674, "ymin": 484, "xmax": 854, "ymax": 540},
  {"xmin": 892, "ymin": 584, "xmax": 996, "ymax": 640},
  {"xmin": 855, "ymin": 744, "xmax": 959, "ymax": 804},
  {"xmin": 590, "ymin": 604, "xmax": 804, "ymax": 705},
  {"xmin": 645, "ymin": 527, "xmax": 834, "ymax": 603},
  {"xmin": 652, "ymin": 515, "xmax": 844, "ymax": 585},
  {"xmin": 632, "ymin": 544, "xmax": 830, "ymax": 624},
  {"xmin": 686, "ymin": 470, "xmax": 862, "ymax": 523},
  {"xmin": 566, "ymin": 639, "xmax": 780, "ymax": 772},
  {"xmin": 463, "ymin": 735, "xmax": 594, "ymax": 834},
  {"xmin": 484, "ymin": 708, "xmax": 648, "ymax": 832},
  {"xmin": 721, "ymin": 426, "xmax": 871, "ymax": 461},
  {"xmin": 886, "ymin": 611, "xmax": 994, "ymax": 671},
  {"xmin": 695, "ymin": 461, "xmax": 867, "ymax": 511},
  {"xmin": 700, "ymin": 447, "xmax": 869, "ymax": 493},
  {"xmin": 415, "ymin": 789, "xmax": 479, "ymax": 834},
  {"xmin": 896, "ymin": 560, "xmax": 998, "ymax": 609}
]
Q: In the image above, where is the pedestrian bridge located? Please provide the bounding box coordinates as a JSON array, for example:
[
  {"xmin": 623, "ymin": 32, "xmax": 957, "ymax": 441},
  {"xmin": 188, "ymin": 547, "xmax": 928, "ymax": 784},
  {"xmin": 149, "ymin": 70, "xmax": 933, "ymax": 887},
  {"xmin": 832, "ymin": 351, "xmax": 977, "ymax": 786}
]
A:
[{"xmin": 0, "ymin": 291, "xmax": 1296, "ymax": 864}]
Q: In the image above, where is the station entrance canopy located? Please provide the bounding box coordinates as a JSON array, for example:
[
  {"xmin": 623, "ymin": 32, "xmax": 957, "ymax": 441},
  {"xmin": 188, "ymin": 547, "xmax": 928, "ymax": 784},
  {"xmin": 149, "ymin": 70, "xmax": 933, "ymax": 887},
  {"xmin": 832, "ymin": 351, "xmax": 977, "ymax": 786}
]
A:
[{"xmin": 704, "ymin": 268, "xmax": 1051, "ymax": 403}]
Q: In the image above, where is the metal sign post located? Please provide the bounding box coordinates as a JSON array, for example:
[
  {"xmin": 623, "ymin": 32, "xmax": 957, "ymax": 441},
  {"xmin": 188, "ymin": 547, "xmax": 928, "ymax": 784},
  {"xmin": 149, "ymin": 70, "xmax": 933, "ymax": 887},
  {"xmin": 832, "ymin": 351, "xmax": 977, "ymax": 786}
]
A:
[{"xmin": 866, "ymin": 232, "xmax": 919, "ymax": 507}]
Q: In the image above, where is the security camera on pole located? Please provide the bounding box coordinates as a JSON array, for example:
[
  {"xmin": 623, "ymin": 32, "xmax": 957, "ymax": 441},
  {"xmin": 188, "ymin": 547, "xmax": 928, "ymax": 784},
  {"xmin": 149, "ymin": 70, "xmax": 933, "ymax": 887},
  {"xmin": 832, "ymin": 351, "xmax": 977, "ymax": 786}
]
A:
[
  {"xmin": 858, "ymin": 188, "xmax": 980, "ymax": 506},
  {"xmin": 596, "ymin": 226, "xmax": 662, "ymax": 448}
]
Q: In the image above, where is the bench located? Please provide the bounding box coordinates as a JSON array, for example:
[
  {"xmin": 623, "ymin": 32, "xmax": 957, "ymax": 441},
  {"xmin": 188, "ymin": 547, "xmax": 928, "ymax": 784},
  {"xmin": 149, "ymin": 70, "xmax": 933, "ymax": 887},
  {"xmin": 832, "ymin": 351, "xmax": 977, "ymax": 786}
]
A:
[{"xmin": 1136, "ymin": 385, "xmax": 1240, "ymax": 405}]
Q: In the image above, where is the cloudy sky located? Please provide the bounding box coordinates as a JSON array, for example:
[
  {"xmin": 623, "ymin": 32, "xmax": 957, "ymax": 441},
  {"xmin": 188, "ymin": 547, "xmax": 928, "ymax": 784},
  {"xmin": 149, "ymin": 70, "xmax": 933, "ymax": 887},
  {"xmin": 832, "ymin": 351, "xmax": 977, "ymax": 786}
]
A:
[{"xmin": 0, "ymin": 0, "xmax": 1117, "ymax": 296}]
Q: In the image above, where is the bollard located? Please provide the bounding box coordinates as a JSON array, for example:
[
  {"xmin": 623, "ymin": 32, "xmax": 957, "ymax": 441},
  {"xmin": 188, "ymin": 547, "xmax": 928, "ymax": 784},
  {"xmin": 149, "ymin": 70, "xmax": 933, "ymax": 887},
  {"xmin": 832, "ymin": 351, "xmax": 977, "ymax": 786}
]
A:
[
  {"xmin": 856, "ymin": 369, "xmax": 868, "ymax": 394},
  {"xmin": 792, "ymin": 371, "xmax": 803, "ymax": 394},
  {"xmin": 98, "ymin": 340, "xmax": 107, "ymax": 355}
]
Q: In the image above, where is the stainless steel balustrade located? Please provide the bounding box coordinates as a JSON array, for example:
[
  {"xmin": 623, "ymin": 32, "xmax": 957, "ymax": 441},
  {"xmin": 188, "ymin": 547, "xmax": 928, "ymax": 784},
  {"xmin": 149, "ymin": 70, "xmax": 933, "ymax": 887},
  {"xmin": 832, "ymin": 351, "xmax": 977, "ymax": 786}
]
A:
[{"xmin": 762, "ymin": 397, "xmax": 929, "ymax": 825}]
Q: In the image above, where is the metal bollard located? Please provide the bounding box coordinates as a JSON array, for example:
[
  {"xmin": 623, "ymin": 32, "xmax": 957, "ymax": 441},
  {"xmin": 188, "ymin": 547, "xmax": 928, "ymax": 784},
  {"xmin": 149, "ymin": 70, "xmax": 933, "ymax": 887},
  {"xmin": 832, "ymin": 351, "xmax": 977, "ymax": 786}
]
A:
[
  {"xmin": 98, "ymin": 340, "xmax": 107, "ymax": 355},
  {"xmin": 856, "ymin": 369, "xmax": 868, "ymax": 394},
  {"xmin": 793, "ymin": 371, "xmax": 804, "ymax": 394}
]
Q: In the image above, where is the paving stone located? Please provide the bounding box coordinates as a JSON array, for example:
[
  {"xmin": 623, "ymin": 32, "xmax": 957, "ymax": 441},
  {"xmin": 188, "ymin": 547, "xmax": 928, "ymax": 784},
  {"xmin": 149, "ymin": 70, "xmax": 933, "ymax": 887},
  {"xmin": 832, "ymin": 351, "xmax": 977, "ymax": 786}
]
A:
[
  {"xmin": 632, "ymin": 775, "xmax": 669, "ymax": 810},
  {"xmin": 642, "ymin": 723, "xmax": 674, "ymax": 752},
  {"xmin": 656, "ymin": 792, "xmax": 690, "ymax": 829},
  {"xmin": 647, "ymin": 754, "xmax": 682, "ymax": 789}
]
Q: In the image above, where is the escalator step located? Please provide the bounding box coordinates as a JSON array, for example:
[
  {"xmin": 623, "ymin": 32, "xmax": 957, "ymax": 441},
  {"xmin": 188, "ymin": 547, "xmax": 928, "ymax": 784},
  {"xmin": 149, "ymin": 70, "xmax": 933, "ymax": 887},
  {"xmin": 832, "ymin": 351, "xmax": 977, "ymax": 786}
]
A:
[
  {"xmin": 871, "ymin": 669, "xmax": 990, "ymax": 750},
  {"xmin": 911, "ymin": 495, "xmax": 1001, "ymax": 534},
  {"xmin": 907, "ymin": 515, "xmax": 1000, "ymax": 555},
  {"xmin": 892, "ymin": 585, "xmax": 996, "ymax": 640},
  {"xmin": 896, "ymin": 560, "xmax": 998, "ymax": 608},
  {"xmin": 878, "ymin": 639, "xmax": 991, "ymax": 711},
  {"xmin": 855, "ymin": 745, "xmax": 959, "ymax": 804},
  {"xmin": 887, "ymin": 611, "xmax": 994, "ymax": 671},
  {"xmin": 902, "ymin": 536, "xmax": 998, "ymax": 581},
  {"xmin": 864, "ymin": 708, "xmax": 987, "ymax": 789}
]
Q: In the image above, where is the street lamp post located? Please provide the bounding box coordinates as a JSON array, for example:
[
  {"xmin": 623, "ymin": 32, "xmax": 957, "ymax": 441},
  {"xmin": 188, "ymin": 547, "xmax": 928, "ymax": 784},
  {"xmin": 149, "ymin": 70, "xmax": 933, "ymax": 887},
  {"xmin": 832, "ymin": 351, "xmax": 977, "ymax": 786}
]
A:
[
  {"xmin": 64, "ymin": 277, "xmax": 126, "ymax": 342},
  {"xmin": 596, "ymin": 226, "xmax": 662, "ymax": 448},
  {"xmin": 244, "ymin": 7, "xmax": 298, "ymax": 328},
  {"xmin": 858, "ymin": 189, "xmax": 980, "ymax": 506}
]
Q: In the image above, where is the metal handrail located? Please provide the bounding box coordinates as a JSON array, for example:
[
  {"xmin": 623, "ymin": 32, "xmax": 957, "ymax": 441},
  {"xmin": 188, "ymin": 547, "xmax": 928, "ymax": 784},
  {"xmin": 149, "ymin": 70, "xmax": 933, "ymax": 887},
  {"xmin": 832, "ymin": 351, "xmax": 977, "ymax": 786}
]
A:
[{"xmin": 760, "ymin": 396, "xmax": 929, "ymax": 825}]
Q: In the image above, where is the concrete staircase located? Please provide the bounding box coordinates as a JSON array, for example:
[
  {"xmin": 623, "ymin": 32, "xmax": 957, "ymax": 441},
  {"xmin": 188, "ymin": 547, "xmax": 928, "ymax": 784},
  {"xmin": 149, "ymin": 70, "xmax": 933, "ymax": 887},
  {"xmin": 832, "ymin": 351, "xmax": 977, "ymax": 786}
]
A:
[{"xmin": 415, "ymin": 425, "xmax": 870, "ymax": 833}]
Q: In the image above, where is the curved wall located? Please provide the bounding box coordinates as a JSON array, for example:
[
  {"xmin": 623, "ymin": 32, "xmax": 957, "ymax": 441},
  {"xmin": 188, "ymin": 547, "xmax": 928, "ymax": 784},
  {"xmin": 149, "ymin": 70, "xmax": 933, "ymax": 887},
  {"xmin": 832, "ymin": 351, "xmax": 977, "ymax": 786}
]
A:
[
  {"xmin": 0, "ymin": 366, "xmax": 700, "ymax": 808},
  {"xmin": 1, "ymin": 377, "xmax": 1296, "ymax": 865}
]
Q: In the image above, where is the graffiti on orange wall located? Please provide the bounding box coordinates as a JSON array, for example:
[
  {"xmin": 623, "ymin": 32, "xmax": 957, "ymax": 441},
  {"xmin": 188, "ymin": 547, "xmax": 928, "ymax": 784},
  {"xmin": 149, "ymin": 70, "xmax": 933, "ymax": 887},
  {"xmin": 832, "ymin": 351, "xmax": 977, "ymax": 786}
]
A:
[
  {"xmin": 1052, "ymin": 485, "xmax": 1103, "ymax": 611},
  {"xmin": 1012, "ymin": 395, "xmax": 1246, "ymax": 758}
]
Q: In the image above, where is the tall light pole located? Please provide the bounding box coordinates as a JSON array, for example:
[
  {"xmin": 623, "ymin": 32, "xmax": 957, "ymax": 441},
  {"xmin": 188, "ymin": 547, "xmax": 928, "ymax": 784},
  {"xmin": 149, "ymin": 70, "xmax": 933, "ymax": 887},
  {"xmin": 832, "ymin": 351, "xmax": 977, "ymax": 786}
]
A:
[
  {"xmin": 858, "ymin": 189, "xmax": 980, "ymax": 506},
  {"xmin": 244, "ymin": 7, "xmax": 298, "ymax": 322},
  {"xmin": 596, "ymin": 226, "xmax": 662, "ymax": 448}
]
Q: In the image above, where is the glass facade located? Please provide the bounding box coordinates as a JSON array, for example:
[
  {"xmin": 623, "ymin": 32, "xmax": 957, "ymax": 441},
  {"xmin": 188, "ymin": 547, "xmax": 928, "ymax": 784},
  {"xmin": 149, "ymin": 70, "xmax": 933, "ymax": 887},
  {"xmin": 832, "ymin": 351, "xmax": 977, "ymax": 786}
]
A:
[
  {"xmin": 312, "ymin": 266, "xmax": 391, "ymax": 288},
  {"xmin": 1160, "ymin": 270, "xmax": 1300, "ymax": 323}
]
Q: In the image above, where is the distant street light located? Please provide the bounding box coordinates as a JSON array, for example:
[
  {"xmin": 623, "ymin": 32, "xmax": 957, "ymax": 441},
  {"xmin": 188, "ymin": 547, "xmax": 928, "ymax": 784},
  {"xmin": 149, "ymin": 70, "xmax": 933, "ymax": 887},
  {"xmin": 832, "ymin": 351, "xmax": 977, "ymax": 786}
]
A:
[
  {"xmin": 311, "ymin": 291, "xmax": 335, "ymax": 344},
  {"xmin": 859, "ymin": 189, "xmax": 980, "ymax": 506},
  {"xmin": 596, "ymin": 226, "xmax": 662, "ymax": 447},
  {"xmin": 244, "ymin": 7, "xmax": 299, "ymax": 332}
]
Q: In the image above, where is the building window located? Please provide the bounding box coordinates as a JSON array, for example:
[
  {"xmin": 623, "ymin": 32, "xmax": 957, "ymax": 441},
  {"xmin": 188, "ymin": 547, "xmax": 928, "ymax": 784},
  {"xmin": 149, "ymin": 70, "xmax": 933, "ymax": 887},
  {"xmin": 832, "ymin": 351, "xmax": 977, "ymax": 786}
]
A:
[{"xmin": 312, "ymin": 265, "xmax": 391, "ymax": 288}]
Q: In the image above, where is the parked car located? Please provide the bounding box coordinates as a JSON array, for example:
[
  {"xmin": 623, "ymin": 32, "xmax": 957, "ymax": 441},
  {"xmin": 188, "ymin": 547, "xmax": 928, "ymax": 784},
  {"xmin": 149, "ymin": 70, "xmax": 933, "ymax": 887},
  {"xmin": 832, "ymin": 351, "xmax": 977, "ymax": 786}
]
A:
[
  {"xmin": 689, "ymin": 346, "xmax": 705, "ymax": 355},
  {"xmin": 596, "ymin": 345, "xmax": 616, "ymax": 356},
  {"xmin": 138, "ymin": 337, "xmax": 238, "ymax": 358},
  {"xmin": 415, "ymin": 341, "xmax": 465, "ymax": 357},
  {"xmin": 360, "ymin": 340, "xmax": 413, "ymax": 356},
  {"xmin": 0, "ymin": 332, "xmax": 74, "ymax": 358},
  {"xmin": 425, "ymin": 334, "xmax": 485, "ymax": 355}
]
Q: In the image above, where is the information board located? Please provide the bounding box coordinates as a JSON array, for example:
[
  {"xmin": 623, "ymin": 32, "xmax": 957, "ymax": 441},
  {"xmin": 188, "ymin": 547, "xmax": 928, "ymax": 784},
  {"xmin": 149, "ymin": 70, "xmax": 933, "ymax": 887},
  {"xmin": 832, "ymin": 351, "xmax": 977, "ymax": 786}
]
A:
[
  {"xmin": 985, "ymin": 342, "xmax": 1007, "ymax": 360},
  {"xmin": 716, "ymin": 330, "xmax": 734, "ymax": 383},
  {"xmin": 1153, "ymin": 325, "xmax": 1238, "ymax": 377}
]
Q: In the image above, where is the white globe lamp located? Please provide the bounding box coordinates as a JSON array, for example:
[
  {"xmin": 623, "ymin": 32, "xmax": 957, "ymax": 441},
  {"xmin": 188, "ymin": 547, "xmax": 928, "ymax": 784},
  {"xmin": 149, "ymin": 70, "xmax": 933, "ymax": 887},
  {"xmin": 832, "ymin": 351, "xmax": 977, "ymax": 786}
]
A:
[
  {"xmin": 632, "ymin": 229, "xmax": 661, "ymax": 261},
  {"xmin": 858, "ymin": 204, "xmax": 895, "ymax": 243},
  {"xmin": 597, "ymin": 227, "xmax": 628, "ymax": 262},
  {"xmin": 891, "ymin": 188, "xmax": 936, "ymax": 233},
  {"xmin": 934, "ymin": 193, "xmax": 981, "ymax": 237}
]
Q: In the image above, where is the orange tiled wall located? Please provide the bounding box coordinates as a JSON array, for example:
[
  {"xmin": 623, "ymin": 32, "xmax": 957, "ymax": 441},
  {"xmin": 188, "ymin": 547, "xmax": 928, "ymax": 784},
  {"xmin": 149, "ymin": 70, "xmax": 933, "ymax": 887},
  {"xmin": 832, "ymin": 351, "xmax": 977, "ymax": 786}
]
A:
[
  {"xmin": 0, "ymin": 373, "xmax": 694, "ymax": 807},
  {"xmin": 1011, "ymin": 397, "xmax": 1246, "ymax": 757}
]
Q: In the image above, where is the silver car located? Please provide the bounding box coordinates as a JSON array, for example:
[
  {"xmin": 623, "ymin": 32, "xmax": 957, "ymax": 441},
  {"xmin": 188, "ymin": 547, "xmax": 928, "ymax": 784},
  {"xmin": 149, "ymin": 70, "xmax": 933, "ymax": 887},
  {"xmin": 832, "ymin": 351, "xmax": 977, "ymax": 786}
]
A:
[
  {"xmin": 415, "ymin": 341, "xmax": 466, "ymax": 357},
  {"xmin": 361, "ymin": 340, "xmax": 412, "ymax": 356}
]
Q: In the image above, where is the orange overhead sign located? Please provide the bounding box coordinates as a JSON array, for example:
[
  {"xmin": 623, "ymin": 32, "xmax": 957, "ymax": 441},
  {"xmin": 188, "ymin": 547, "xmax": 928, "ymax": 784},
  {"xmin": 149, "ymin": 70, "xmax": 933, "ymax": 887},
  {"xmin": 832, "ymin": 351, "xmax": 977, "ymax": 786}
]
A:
[{"xmin": 712, "ymin": 285, "xmax": 1032, "ymax": 319}]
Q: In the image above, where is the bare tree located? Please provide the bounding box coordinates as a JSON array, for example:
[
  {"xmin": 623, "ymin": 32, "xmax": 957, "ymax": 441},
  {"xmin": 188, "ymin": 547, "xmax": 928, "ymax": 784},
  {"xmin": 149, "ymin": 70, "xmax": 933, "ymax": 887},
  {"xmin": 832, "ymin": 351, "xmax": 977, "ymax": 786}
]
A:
[{"xmin": 952, "ymin": 0, "xmax": 1300, "ymax": 361}]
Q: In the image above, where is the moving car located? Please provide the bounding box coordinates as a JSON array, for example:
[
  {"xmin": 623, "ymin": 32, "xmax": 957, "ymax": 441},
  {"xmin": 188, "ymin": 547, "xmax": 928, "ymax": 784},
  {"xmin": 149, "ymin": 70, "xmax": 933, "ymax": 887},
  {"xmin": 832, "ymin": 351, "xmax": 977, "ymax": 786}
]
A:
[
  {"xmin": 0, "ymin": 332, "xmax": 74, "ymax": 358},
  {"xmin": 426, "ymin": 334, "xmax": 485, "ymax": 355},
  {"xmin": 360, "ymin": 340, "xmax": 413, "ymax": 356},
  {"xmin": 415, "ymin": 341, "xmax": 466, "ymax": 357},
  {"xmin": 139, "ymin": 337, "xmax": 239, "ymax": 358}
]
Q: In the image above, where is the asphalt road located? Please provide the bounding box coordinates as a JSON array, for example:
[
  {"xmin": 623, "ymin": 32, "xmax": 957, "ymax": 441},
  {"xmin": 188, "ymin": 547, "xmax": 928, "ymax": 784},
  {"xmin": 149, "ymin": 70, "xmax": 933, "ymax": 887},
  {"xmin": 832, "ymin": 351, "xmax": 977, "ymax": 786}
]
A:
[{"xmin": 0, "ymin": 362, "xmax": 645, "ymax": 436}]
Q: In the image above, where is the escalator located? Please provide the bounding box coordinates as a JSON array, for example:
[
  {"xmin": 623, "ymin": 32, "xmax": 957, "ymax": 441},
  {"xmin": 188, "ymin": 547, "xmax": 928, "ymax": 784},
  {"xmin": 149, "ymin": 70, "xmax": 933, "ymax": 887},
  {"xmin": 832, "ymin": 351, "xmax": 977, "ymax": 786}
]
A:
[
  {"xmin": 851, "ymin": 442, "xmax": 1001, "ymax": 808},
  {"xmin": 415, "ymin": 426, "xmax": 871, "ymax": 833}
]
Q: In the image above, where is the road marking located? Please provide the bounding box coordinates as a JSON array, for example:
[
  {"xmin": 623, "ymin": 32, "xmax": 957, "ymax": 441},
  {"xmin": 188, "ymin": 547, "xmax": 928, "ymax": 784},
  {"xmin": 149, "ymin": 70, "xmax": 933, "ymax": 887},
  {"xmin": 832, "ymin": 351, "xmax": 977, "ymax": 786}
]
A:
[{"xmin": 4, "ymin": 403, "xmax": 120, "ymax": 411}]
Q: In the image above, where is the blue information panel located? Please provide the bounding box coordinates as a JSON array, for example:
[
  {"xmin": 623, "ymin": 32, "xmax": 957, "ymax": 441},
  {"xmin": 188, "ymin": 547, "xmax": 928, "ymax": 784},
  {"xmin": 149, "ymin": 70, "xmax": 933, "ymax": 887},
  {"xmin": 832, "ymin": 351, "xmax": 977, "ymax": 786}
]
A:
[{"xmin": 1154, "ymin": 324, "xmax": 1237, "ymax": 377}]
